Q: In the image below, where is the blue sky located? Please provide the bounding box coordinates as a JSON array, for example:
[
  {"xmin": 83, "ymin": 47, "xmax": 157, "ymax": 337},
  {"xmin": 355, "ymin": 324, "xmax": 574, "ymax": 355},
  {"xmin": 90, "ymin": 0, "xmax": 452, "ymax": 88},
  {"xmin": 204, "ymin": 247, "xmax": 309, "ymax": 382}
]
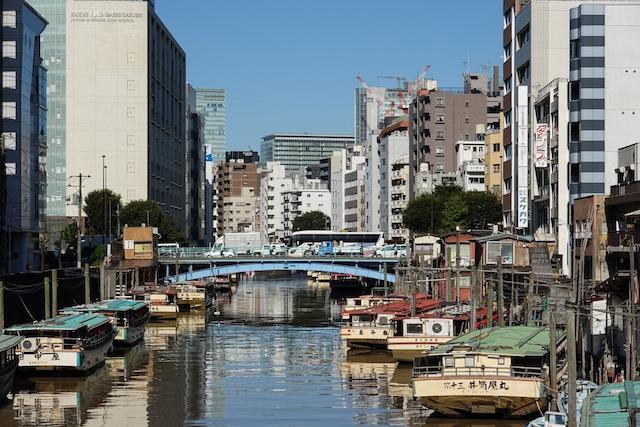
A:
[{"xmin": 157, "ymin": 0, "xmax": 502, "ymax": 151}]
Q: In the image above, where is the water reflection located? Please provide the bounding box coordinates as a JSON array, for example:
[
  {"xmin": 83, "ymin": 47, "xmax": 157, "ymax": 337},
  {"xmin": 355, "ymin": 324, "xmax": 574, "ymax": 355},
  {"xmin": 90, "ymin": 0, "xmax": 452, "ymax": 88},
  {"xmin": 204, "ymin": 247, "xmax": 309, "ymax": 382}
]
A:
[{"xmin": 0, "ymin": 275, "xmax": 522, "ymax": 426}]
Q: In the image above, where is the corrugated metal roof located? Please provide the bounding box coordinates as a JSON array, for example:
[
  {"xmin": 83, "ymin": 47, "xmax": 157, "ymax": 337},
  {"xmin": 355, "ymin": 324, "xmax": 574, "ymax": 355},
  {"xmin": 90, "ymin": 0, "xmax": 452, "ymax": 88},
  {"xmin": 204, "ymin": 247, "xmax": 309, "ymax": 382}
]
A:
[
  {"xmin": 427, "ymin": 326, "xmax": 563, "ymax": 357},
  {"xmin": 5, "ymin": 312, "xmax": 110, "ymax": 332},
  {"xmin": 0, "ymin": 334, "xmax": 22, "ymax": 352},
  {"xmin": 581, "ymin": 382, "xmax": 640, "ymax": 427},
  {"xmin": 62, "ymin": 299, "xmax": 147, "ymax": 313}
]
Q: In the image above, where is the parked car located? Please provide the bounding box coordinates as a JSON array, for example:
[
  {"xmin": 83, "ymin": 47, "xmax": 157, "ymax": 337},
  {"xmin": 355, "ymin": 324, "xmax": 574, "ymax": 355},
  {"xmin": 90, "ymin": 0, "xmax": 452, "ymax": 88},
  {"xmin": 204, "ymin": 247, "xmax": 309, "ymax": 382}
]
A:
[
  {"xmin": 374, "ymin": 244, "xmax": 407, "ymax": 258},
  {"xmin": 206, "ymin": 247, "xmax": 236, "ymax": 258},
  {"xmin": 288, "ymin": 243, "xmax": 317, "ymax": 257}
]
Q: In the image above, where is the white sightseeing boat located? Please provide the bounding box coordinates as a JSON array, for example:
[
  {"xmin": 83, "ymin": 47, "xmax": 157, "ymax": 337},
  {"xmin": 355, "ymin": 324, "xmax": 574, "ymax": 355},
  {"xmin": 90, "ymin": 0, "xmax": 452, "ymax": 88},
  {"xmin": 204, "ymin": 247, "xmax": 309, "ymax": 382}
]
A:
[
  {"xmin": 4, "ymin": 312, "xmax": 117, "ymax": 374},
  {"xmin": 61, "ymin": 299, "xmax": 151, "ymax": 345}
]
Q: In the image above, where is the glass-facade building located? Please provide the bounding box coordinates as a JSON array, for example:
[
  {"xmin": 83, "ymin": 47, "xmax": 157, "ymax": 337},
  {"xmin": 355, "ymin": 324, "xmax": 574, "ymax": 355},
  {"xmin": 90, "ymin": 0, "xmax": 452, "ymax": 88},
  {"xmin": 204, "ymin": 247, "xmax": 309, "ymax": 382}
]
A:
[
  {"xmin": 261, "ymin": 134, "xmax": 355, "ymax": 176},
  {"xmin": 28, "ymin": 0, "xmax": 66, "ymax": 216},
  {"xmin": 195, "ymin": 89, "xmax": 226, "ymax": 165}
]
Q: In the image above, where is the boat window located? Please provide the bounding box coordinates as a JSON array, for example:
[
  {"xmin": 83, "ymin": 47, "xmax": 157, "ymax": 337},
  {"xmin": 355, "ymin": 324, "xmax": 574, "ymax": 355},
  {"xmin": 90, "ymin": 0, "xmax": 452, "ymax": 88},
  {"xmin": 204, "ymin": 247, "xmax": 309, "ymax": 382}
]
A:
[
  {"xmin": 498, "ymin": 357, "xmax": 505, "ymax": 365},
  {"xmin": 444, "ymin": 356, "xmax": 454, "ymax": 368},
  {"xmin": 465, "ymin": 355, "xmax": 475, "ymax": 368},
  {"xmin": 406, "ymin": 323, "xmax": 423, "ymax": 334}
]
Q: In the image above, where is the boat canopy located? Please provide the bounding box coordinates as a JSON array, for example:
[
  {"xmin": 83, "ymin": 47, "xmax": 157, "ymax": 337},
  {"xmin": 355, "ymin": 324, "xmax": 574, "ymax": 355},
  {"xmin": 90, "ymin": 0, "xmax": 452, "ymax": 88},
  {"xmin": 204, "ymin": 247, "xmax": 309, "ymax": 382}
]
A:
[
  {"xmin": 5, "ymin": 312, "xmax": 110, "ymax": 332},
  {"xmin": 0, "ymin": 334, "xmax": 22, "ymax": 351},
  {"xmin": 580, "ymin": 382, "xmax": 640, "ymax": 427},
  {"xmin": 62, "ymin": 299, "xmax": 147, "ymax": 313},
  {"xmin": 427, "ymin": 326, "xmax": 565, "ymax": 358}
]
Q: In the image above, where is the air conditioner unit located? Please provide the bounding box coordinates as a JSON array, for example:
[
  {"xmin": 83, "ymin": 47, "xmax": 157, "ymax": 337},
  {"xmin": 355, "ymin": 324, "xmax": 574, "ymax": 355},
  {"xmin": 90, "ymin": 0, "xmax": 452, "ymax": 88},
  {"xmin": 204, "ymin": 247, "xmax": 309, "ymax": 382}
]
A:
[
  {"xmin": 425, "ymin": 319, "xmax": 452, "ymax": 337},
  {"xmin": 21, "ymin": 337, "xmax": 38, "ymax": 353}
]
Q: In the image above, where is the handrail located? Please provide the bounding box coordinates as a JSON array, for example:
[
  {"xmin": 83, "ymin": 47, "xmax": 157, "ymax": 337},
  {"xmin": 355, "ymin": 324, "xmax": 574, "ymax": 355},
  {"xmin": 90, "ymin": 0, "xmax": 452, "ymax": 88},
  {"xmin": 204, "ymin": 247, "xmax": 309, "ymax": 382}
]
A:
[{"xmin": 413, "ymin": 365, "xmax": 543, "ymax": 378}]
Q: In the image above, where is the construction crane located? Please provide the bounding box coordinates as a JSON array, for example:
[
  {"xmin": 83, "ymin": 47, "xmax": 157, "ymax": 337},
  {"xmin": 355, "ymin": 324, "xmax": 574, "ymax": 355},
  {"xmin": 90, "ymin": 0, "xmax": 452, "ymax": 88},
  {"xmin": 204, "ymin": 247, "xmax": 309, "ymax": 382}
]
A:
[
  {"xmin": 377, "ymin": 75, "xmax": 408, "ymax": 89},
  {"xmin": 408, "ymin": 64, "xmax": 431, "ymax": 97},
  {"xmin": 356, "ymin": 75, "xmax": 385, "ymax": 106}
]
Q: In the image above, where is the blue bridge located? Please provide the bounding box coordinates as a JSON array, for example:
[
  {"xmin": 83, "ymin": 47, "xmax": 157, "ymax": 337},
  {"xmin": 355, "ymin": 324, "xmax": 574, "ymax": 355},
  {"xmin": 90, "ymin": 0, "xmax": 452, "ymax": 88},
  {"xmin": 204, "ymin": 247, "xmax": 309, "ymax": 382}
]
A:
[{"xmin": 158, "ymin": 254, "xmax": 400, "ymax": 284}]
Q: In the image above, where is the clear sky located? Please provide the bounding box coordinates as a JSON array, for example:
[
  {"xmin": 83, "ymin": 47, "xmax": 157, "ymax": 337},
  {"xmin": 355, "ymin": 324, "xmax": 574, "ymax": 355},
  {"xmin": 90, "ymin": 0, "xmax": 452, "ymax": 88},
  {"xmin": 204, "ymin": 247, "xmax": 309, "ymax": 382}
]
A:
[{"xmin": 156, "ymin": 0, "xmax": 502, "ymax": 152}]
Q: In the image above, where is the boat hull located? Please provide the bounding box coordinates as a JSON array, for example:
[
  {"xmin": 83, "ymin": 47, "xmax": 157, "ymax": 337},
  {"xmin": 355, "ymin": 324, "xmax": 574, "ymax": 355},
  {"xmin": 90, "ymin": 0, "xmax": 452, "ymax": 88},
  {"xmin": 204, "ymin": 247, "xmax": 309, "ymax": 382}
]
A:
[
  {"xmin": 387, "ymin": 337, "xmax": 452, "ymax": 363},
  {"xmin": 115, "ymin": 323, "xmax": 146, "ymax": 346},
  {"xmin": 0, "ymin": 358, "xmax": 18, "ymax": 399},
  {"xmin": 17, "ymin": 338, "xmax": 114, "ymax": 374},
  {"xmin": 149, "ymin": 305, "xmax": 179, "ymax": 320},
  {"xmin": 340, "ymin": 325, "xmax": 392, "ymax": 349},
  {"xmin": 412, "ymin": 376, "xmax": 546, "ymax": 418}
]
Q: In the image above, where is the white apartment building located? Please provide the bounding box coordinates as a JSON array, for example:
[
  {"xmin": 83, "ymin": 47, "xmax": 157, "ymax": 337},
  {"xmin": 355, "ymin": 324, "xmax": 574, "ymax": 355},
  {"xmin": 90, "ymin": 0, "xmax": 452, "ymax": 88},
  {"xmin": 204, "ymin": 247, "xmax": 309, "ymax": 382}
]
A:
[
  {"xmin": 455, "ymin": 140, "xmax": 487, "ymax": 192},
  {"xmin": 260, "ymin": 162, "xmax": 292, "ymax": 242},
  {"xmin": 330, "ymin": 147, "xmax": 365, "ymax": 231},
  {"xmin": 378, "ymin": 121, "xmax": 410, "ymax": 241},
  {"xmin": 283, "ymin": 178, "xmax": 331, "ymax": 237}
]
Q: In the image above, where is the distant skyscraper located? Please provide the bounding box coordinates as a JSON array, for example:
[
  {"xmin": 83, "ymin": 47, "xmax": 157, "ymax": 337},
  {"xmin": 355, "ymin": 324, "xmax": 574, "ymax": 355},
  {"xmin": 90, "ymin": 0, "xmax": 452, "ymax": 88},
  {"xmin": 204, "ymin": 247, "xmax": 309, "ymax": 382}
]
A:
[
  {"xmin": 29, "ymin": 0, "xmax": 187, "ymax": 229},
  {"xmin": 261, "ymin": 134, "xmax": 355, "ymax": 176},
  {"xmin": 195, "ymin": 89, "xmax": 226, "ymax": 165}
]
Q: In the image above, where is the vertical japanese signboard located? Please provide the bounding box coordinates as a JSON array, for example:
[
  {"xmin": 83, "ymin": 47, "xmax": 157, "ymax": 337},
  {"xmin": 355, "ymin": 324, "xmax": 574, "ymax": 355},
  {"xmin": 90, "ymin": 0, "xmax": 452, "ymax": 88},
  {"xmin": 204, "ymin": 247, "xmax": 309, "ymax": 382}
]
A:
[
  {"xmin": 534, "ymin": 123, "xmax": 549, "ymax": 168},
  {"xmin": 517, "ymin": 86, "xmax": 529, "ymax": 229}
]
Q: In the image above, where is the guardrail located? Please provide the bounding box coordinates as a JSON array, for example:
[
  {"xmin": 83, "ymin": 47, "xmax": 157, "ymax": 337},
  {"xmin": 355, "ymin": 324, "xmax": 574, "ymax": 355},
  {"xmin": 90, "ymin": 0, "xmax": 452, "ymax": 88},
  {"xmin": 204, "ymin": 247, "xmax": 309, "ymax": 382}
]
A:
[
  {"xmin": 413, "ymin": 365, "xmax": 543, "ymax": 378},
  {"xmin": 157, "ymin": 247, "xmax": 403, "ymax": 260}
]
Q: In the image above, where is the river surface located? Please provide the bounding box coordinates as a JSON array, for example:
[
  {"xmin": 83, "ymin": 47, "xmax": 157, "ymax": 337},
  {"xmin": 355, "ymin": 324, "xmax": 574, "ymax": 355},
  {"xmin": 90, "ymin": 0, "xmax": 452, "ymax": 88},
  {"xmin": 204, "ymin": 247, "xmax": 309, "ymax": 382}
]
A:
[{"xmin": 0, "ymin": 276, "xmax": 522, "ymax": 426}]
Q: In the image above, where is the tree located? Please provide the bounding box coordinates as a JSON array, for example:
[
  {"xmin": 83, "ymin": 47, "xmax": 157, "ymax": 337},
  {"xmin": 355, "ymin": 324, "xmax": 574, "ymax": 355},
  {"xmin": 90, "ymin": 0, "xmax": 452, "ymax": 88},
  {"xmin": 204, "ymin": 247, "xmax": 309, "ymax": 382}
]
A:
[
  {"xmin": 120, "ymin": 200, "xmax": 184, "ymax": 243},
  {"xmin": 292, "ymin": 211, "xmax": 330, "ymax": 232},
  {"xmin": 402, "ymin": 185, "xmax": 502, "ymax": 235},
  {"xmin": 83, "ymin": 189, "xmax": 121, "ymax": 236},
  {"xmin": 61, "ymin": 222, "xmax": 78, "ymax": 255}
]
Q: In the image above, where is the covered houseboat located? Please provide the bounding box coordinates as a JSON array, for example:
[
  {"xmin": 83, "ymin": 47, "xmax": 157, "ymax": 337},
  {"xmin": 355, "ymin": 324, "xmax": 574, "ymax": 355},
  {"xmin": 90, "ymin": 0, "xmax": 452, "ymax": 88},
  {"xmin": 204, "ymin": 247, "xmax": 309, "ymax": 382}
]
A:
[{"xmin": 0, "ymin": 334, "xmax": 22, "ymax": 399}]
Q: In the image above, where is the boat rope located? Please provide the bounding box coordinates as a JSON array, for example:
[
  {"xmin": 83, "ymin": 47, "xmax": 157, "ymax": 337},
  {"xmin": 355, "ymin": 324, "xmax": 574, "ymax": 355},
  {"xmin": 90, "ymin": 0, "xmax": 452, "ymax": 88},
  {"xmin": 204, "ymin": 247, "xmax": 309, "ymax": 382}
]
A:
[
  {"xmin": 18, "ymin": 295, "xmax": 36, "ymax": 321},
  {"xmin": 535, "ymin": 398, "xmax": 544, "ymax": 417}
]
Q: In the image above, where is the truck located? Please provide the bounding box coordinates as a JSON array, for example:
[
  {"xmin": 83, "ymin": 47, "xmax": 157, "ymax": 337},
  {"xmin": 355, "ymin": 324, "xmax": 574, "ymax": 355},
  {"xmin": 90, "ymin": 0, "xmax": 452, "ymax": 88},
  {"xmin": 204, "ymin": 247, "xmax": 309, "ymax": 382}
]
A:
[{"xmin": 220, "ymin": 232, "xmax": 262, "ymax": 255}]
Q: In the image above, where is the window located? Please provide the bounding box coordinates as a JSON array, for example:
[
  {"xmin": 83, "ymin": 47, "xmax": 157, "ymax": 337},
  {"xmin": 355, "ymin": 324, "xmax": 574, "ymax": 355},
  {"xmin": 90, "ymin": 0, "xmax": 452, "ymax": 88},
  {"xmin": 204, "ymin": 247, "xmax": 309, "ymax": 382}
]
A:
[
  {"xmin": 134, "ymin": 242, "xmax": 152, "ymax": 254},
  {"xmin": 570, "ymin": 40, "xmax": 580, "ymax": 59},
  {"xmin": 465, "ymin": 101, "xmax": 470, "ymax": 108},
  {"xmin": 517, "ymin": 26, "xmax": 530, "ymax": 49},
  {"xmin": 2, "ymin": 102, "xmax": 16, "ymax": 119},
  {"xmin": 435, "ymin": 147, "xmax": 445, "ymax": 157},
  {"xmin": 487, "ymin": 241, "xmax": 514, "ymax": 264},
  {"xmin": 504, "ymin": 110, "xmax": 512, "ymax": 127},
  {"xmin": 1, "ymin": 132, "xmax": 17, "ymax": 150},
  {"xmin": 435, "ymin": 164, "xmax": 444, "ymax": 173},
  {"xmin": 127, "ymin": 80, "xmax": 135, "ymax": 91},
  {"xmin": 435, "ymin": 130, "xmax": 445, "ymax": 140},
  {"xmin": 2, "ymin": 71, "xmax": 16, "ymax": 89},
  {"xmin": 436, "ymin": 114, "xmax": 445, "ymax": 123},
  {"xmin": 493, "ymin": 163, "xmax": 500, "ymax": 173},
  {"xmin": 504, "ymin": 76, "xmax": 512, "ymax": 93},
  {"xmin": 2, "ymin": 41, "xmax": 16, "ymax": 59},
  {"xmin": 493, "ymin": 143, "xmax": 500, "ymax": 152},
  {"xmin": 465, "ymin": 355, "xmax": 475, "ymax": 368},
  {"xmin": 465, "ymin": 117, "xmax": 470, "ymax": 124},
  {"xmin": 406, "ymin": 323, "xmax": 423, "ymax": 334},
  {"xmin": 504, "ymin": 42, "xmax": 512, "ymax": 60},
  {"xmin": 517, "ymin": 63, "xmax": 530, "ymax": 84},
  {"xmin": 127, "ymin": 162, "xmax": 135, "ymax": 173},
  {"xmin": 436, "ymin": 98, "xmax": 445, "ymax": 107},
  {"xmin": 504, "ymin": 11, "xmax": 512, "ymax": 28},
  {"xmin": 3, "ymin": 11, "xmax": 16, "ymax": 28},
  {"xmin": 445, "ymin": 356, "xmax": 454, "ymax": 368}
]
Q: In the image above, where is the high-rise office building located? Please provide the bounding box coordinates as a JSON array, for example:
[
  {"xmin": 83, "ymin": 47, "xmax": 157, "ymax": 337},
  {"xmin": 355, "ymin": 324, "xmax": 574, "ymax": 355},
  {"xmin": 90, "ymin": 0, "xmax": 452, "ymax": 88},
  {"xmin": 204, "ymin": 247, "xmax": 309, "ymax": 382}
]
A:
[
  {"xmin": 1, "ymin": 0, "xmax": 47, "ymax": 273},
  {"xmin": 185, "ymin": 84, "xmax": 206, "ymax": 244},
  {"xmin": 195, "ymin": 88, "xmax": 226, "ymax": 165},
  {"xmin": 30, "ymin": 0, "xmax": 186, "ymax": 229},
  {"xmin": 261, "ymin": 133, "xmax": 354, "ymax": 176}
]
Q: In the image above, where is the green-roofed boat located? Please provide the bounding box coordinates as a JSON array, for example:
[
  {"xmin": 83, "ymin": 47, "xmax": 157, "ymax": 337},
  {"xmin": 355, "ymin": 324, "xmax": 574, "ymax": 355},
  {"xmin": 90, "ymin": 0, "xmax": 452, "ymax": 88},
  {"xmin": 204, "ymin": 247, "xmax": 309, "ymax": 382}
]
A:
[
  {"xmin": 412, "ymin": 326, "xmax": 566, "ymax": 418},
  {"xmin": 579, "ymin": 381, "xmax": 640, "ymax": 426},
  {"xmin": 61, "ymin": 299, "xmax": 151, "ymax": 345},
  {"xmin": 0, "ymin": 334, "xmax": 22, "ymax": 399},
  {"xmin": 4, "ymin": 312, "xmax": 117, "ymax": 374}
]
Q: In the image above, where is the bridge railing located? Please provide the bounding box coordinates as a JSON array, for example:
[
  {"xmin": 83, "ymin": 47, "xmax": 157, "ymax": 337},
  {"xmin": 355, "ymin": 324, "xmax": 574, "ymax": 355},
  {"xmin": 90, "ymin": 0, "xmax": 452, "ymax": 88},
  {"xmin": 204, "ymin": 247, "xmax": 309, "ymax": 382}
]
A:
[{"xmin": 156, "ymin": 247, "xmax": 406, "ymax": 260}]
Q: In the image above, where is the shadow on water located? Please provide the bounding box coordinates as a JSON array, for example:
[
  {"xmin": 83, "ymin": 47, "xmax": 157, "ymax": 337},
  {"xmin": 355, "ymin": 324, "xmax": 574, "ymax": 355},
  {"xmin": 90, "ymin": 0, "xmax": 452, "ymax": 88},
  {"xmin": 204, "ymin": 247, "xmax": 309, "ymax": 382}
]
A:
[{"xmin": 0, "ymin": 275, "xmax": 525, "ymax": 426}]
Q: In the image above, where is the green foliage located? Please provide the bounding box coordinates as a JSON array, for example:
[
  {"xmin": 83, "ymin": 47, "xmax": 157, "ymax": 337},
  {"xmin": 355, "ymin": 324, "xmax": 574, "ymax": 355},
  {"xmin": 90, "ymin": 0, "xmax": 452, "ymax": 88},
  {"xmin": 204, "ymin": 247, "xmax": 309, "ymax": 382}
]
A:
[
  {"xmin": 120, "ymin": 200, "xmax": 184, "ymax": 243},
  {"xmin": 292, "ymin": 210, "xmax": 330, "ymax": 231},
  {"xmin": 61, "ymin": 222, "xmax": 78, "ymax": 256},
  {"xmin": 83, "ymin": 189, "xmax": 121, "ymax": 236},
  {"xmin": 402, "ymin": 184, "xmax": 501, "ymax": 235},
  {"xmin": 89, "ymin": 244, "xmax": 107, "ymax": 266}
]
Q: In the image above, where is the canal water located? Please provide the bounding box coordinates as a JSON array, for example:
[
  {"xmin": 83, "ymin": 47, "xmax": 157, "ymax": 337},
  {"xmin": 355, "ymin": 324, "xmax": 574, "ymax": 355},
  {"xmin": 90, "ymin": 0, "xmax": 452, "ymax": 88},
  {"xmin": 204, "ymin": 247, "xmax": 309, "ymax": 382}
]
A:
[{"xmin": 0, "ymin": 276, "xmax": 522, "ymax": 426}]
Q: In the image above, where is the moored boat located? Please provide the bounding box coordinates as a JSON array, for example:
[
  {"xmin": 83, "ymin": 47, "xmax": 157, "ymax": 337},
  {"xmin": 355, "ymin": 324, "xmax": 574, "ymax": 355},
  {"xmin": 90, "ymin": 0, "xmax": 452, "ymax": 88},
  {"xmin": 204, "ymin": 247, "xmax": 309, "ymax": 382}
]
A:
[
  {"xmin": 175, "ymin": 281, "xmax": 215, "ymax": 311},
  {"xmin": 330, "ymin": 273, "xmax": 361, "ymax": 289},
  {"xmin": 213, "ymin": 275, "xmax": 231, "ymax": 292},
  {"xmin": 579, "ymin": 381, "xmax": 640, "ymax": 426},
  {"xmin": 0, "ymin": 334, "xmax": 22, "ymax": 399},
  {"xmin": 60, "ymin": 299, "xmax": 151, "ymax": 345},
  {"xmin": 341, "ymin": 294, "xmax": 404, "ymax": 321},
  {"xmin": 340, "ymin": 296, "xmax": 443, "ymax": 349},
  {"xmin": 129, "ymin": 286, "xmax": 179, "ymax": 320},
  {"xmin": 4, "ymin": 313, "xmax": 117, "ymax": 374},
  {"xmin": 412, "ymin": 326, "xmax": 566, "ymax": 418},
  {"xmin": 387, "ymin": 317, "xmax": 455, "ymax": 363}
]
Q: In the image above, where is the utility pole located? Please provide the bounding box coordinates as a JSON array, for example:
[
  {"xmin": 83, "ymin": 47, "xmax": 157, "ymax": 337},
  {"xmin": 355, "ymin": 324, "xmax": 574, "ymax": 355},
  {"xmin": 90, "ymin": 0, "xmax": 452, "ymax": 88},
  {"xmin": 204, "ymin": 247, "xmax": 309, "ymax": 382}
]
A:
[
  {"xmin": 567, "ymin": 251, "xmax": 578, "ymax": 427},
  {"xmin": 549, "ymin": 306, "xmax": 558, "ymax": 412},
  {"xmin": 455, "ymin": 225, "xmax": 461, "ymax": 305},
  {"xmin": 470, "ymin": 266, "xmax": 477, "ymax": 331},
  {"xmin": 69, "ymin": 173, "xmax": 90, "ymax": 269},
  {"xmin": 497, "ymin": 256, "xmax": 504, "ymax": 327},
  {"xmin": 102, "ymin": 155, "xmax": 106, "ymax": 243},
  {"xmin": 627, "ymin": 233, "xmax": 637, "ymax": 380}
]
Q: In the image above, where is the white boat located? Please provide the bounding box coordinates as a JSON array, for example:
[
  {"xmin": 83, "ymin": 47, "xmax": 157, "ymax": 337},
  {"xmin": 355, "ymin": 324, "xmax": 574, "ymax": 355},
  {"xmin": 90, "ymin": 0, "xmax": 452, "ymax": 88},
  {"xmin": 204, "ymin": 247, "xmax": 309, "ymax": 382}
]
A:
[
  {"xmin": 175, "ymin": 281, "xmax": 215, "ymax": 311},
  {"xmin": 387, "ymin": 317, "xmax": 455, "ymax": 363},
  {"xmin": 527, "ymin": 411, "xmax": 568, "ymax": 427},
  {"xmin": 61, "ymin": 299, "xmax": 151, "ymax": 345},
  {"xmin": 4, "ymin": 312, "xmax": 117, "ymax": 374},
  {"xmin": 341, "ymin": 295, "xmax": 403, "ymax": 321}
]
